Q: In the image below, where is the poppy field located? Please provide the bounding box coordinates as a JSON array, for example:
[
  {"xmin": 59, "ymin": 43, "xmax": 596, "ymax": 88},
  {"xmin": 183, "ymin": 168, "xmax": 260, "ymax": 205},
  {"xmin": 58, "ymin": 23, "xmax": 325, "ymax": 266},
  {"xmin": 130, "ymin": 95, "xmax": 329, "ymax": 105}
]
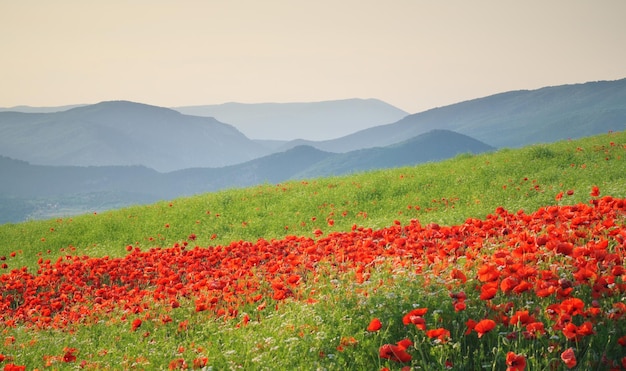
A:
[{"xmin": 1, "ymin": 131, "xmax": 625, "ymax": 370}]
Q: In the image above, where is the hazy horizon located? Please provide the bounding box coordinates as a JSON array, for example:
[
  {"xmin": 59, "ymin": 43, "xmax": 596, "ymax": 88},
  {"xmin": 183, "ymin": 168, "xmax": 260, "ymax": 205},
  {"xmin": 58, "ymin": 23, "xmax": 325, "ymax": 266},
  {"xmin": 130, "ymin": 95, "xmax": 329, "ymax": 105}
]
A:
[{"xmin": 2, "ymin": 1, "xmax": 625, "ymax": 115}]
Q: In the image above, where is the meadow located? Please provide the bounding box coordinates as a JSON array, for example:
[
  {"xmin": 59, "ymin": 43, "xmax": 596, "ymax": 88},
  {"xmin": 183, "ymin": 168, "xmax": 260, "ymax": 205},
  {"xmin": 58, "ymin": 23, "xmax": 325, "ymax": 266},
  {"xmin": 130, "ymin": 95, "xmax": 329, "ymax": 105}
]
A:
[{"xmin": 1, "ymin": 131, "xmax": 625, "ymax": 370}]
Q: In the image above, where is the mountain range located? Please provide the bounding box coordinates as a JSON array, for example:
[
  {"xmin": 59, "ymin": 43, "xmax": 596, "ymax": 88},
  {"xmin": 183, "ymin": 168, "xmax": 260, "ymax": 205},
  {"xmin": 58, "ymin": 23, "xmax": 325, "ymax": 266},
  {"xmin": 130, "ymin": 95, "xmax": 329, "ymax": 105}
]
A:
[
  {"xmin": 0, "ymin": 129, "xmax": 493, "ymax": 223},
  {"xmin": 273, "ymin": 78, "xmax": 626, "ymax": 153},
  {"xmin": 173, "ymin": 98, "xmax": 409, "ymax": 141},
  {"xmin": 0, "ymin": 101, "xmax": 269, "ymax": 172},
  {"xmin": 0, "ymin": 104, "xmax": 86, "ymax": 113},
  {"xmin": 1, "ymin": 78, "xmax": 625, "ymax": 223}
]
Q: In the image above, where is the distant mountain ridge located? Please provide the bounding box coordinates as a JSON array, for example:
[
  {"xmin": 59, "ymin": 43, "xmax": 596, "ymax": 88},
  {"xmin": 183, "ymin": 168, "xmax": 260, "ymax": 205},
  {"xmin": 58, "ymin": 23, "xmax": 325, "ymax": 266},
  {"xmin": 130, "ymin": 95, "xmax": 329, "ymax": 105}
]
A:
[
  {"xmin": 292, "ymin": 129, "xmax": 494, "ymax": 178},
  {"xmin": 3, "ymin": 79, "xmax": 624, "ymax": 167},
  {"xmin": 0, "ymin": 104, "xmax": 86, "ymax": 113},
  {"xmin": 0, "ymin": 101, "xmax": 270, "ymax": 172},
  {"xmin": 293, "ymin": 78, "xmax": 626, "ymax": 153},
  {"xmin": 173, "ymin": 98, "xmax": 409, "ymax": 141}
]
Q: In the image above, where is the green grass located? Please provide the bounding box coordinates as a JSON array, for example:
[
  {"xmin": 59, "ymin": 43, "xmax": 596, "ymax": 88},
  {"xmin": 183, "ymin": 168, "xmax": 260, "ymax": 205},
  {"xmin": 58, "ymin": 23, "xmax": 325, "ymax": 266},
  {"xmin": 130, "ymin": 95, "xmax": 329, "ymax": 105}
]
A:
[{"xmin": 1, "ymin": 130, "xmax": 625, "ymax": 369}]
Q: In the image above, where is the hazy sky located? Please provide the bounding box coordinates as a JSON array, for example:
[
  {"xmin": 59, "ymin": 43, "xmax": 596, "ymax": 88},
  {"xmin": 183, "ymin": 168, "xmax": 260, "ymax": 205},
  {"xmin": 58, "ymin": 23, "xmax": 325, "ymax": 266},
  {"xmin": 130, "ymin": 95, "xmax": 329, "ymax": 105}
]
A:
[{"xmin": 1, "ymin": 1, "xmax": 625, "ymax": 113}]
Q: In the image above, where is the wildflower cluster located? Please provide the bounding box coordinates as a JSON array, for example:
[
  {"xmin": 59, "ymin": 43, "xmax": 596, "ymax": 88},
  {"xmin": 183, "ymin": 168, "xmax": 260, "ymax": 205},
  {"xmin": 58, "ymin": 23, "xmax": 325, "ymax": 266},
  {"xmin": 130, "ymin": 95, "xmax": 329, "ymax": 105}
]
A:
[
  {"xmin": 1, "ymin": 189, "xmax": 625, "ymax": 369},
  {"xmin": 364, "ymin": 191, "xmax": 626, "ymax": 369}
]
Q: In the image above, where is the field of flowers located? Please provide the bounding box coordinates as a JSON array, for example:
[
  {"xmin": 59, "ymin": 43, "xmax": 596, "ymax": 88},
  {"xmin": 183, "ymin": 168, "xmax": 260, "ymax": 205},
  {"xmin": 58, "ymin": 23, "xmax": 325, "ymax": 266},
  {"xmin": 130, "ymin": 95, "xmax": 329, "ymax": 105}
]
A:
[{"xmin": 1, "ymin": 131, "xmax": 625, "ymax": 370}]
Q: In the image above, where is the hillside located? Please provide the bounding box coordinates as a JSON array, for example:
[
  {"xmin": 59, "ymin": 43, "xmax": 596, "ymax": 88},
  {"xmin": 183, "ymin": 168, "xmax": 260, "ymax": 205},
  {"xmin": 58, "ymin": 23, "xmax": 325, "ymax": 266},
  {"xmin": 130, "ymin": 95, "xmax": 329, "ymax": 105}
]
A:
[
  {"xmin": 174, "ymin": 98, "xmax": 409, "ymax": 141},
  {"xmin": 0, "ymin": 131, "xmax": 624, "ymax": 369},
  {"xmin": 0, "ymin": 130, "xmax": 493, "ymax": 223},
  {"xmin": 293, "ymin": 129, "xmax": 494, "ymax": 178},
  {"xmin": 3, "ymin": 129, "xmax": 624, "ymax": 259},
  {"xmin": 279, "ymin": 78, "xmax": 626, "ymax": 153},
  {"xmin": 164, "ymin": 145, "xmax": 336, "ymax": 194},
  {"xmin": 0, "ymin": 101, "xmax": 270, "ymax": 172}
]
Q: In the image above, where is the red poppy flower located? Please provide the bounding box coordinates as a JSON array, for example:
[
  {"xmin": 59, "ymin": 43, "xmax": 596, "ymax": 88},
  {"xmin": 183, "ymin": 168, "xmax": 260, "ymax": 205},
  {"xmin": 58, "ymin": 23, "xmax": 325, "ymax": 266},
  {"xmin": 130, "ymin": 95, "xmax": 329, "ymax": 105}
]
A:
[
  {"xmin": 62, "ymin": 348, "xmax": 77, "ymax": 363},
  {"xmin": 454, "ymin": 301, "xmax": 467, "ymax": 312},
  {"xmin": 500, "ymin": 276, "xmax": 519, "ymax": 294},
  {"xmin": 506, "ymin": 351, "xmax": 527, "ymax": 371},
  {"xmin": 379, "ymin": 344, "xmax": 412, "ymax": 363},
  {"xmin": 192, "ymin": 357, "xmax": 208, "ymax": 369},
  {"xmin": 562, "ymin": 321, "xmax": 594, "ymax": 341},
  {"xmin": 480, "ymin": 282, "xmax": 499, "ymax": 300},
  {"xmin": 523, "ymin": 322, "xmax": 546, "ymax": 339},
  {"xmin": 426, "ymin": 328, "xmax": 450, "ymax": 343},
  {"xmin": 195, "ymin": 302, "xmax": 208, "ymax": 312},
  {"xmin": 474, "ymin": 319, "xmax": 497, "ymax": 338},
  {"xmin": 168, "ymin": 358, "xmax": 187, "ymax": 370},
  {"xmin": 403, "ymin": 307, "xmax": 428, "ymax": 321},
  {"xmin": 465, "ymin": 319, "xmax": 477, "ymax": 335},
  {"xmin": 509, "ymin": 310, "xmax": 534, "ymax": 326},
  {"xmin": 450, "ymin": 291, "xmax": 466, "ymax": 301},
  {"xmin": 403, "ymin": 307, "xmax": 427, "ymax": 321},
  {"xmin": 396, "ymin": 338, "xmax": 413, "ymax": 350},
  {"xmin": 561, "ymin": 347, "xmax": 576, "ymax": 369},
  {"xmin": 367, "ymin": 318, "xmax": 382, "ymax": 332},
  {"xmin": 449, "ymin": 268, "xmax": 467, "ymax": 283},
  {"xmin": 559, "ymin": 298, "xmax": 585, "ymax": 316},
  {"xmin": 131, "ymin": 318, "xmax": 142, "ymax": 331},
  {"xmin": 403, "ymin": 308, "xmax": 428, "ymax": 330},
  {"xmin": 477, "ymin": 264, "xmax": 500, "ymax": 282}
]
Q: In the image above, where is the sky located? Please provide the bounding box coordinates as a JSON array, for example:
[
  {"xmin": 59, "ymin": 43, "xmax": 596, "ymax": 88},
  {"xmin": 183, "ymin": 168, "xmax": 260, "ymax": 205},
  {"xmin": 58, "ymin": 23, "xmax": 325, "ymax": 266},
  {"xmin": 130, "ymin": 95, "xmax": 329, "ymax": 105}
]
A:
[{"xmin": 1, "ymin": 1, "xmax": 625, "ymax": 114}]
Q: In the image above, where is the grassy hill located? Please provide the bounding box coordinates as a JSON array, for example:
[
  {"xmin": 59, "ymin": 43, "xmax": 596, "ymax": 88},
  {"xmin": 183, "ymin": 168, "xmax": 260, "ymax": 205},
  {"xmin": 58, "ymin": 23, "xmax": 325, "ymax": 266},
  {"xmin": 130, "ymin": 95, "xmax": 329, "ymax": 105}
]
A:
[
  {"xmin": 0, "ymin": 131, "xmax": 624, "ymax": 369},
  {"xmin": 3, "ymin": 131, "xmax": 622, "ymax": 263}
]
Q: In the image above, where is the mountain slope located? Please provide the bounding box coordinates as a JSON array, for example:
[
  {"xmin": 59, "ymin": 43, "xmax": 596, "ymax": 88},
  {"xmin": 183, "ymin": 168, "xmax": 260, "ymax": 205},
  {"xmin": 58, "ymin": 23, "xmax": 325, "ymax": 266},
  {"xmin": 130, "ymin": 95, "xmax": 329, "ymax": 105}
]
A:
[
  {"xmin": 174, "ymin": 98, "xmax": 409, "ymax": 141},
  {"xmin": 0, "ymin": 156, "xmax": 163, "ymax": 198},
  {"xmin": 0, "ymin": 101, "xmax": 271, "ymax": 172},
  {"xmin": 166, "ymin": 145, "xmax": 335, "ymax": 194},
  {"xmin": 282, "ymin": 78, "xmax": 626, "ymax": 153},
  {"xmin": 0, "ymin": 145, "xmax": 335, "ymax": 202},
  {"xmin": 0, "ymin": 130, "xmax": 493, "ymax": 223},
  {"xmin": 292, "ymin": 129, "xmax": 494, "ymax": 178}
]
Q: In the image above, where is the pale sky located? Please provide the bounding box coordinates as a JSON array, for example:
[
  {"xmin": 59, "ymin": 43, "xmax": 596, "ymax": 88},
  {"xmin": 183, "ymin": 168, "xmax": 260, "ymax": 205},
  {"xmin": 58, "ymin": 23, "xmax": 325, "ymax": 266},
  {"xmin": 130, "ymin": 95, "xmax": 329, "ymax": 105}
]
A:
[{"xmin": 1, "ymin": 1, "xmax": 625, "ymax": 114}]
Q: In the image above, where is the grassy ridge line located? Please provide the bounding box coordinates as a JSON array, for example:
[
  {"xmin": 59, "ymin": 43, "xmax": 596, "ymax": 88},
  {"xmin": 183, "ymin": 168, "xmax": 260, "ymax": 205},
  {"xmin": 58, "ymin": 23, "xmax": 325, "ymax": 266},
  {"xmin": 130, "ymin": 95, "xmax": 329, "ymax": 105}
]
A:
[{"xmin": 0, "ymin": 131, "xmax": 625, "ymax": 271}]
